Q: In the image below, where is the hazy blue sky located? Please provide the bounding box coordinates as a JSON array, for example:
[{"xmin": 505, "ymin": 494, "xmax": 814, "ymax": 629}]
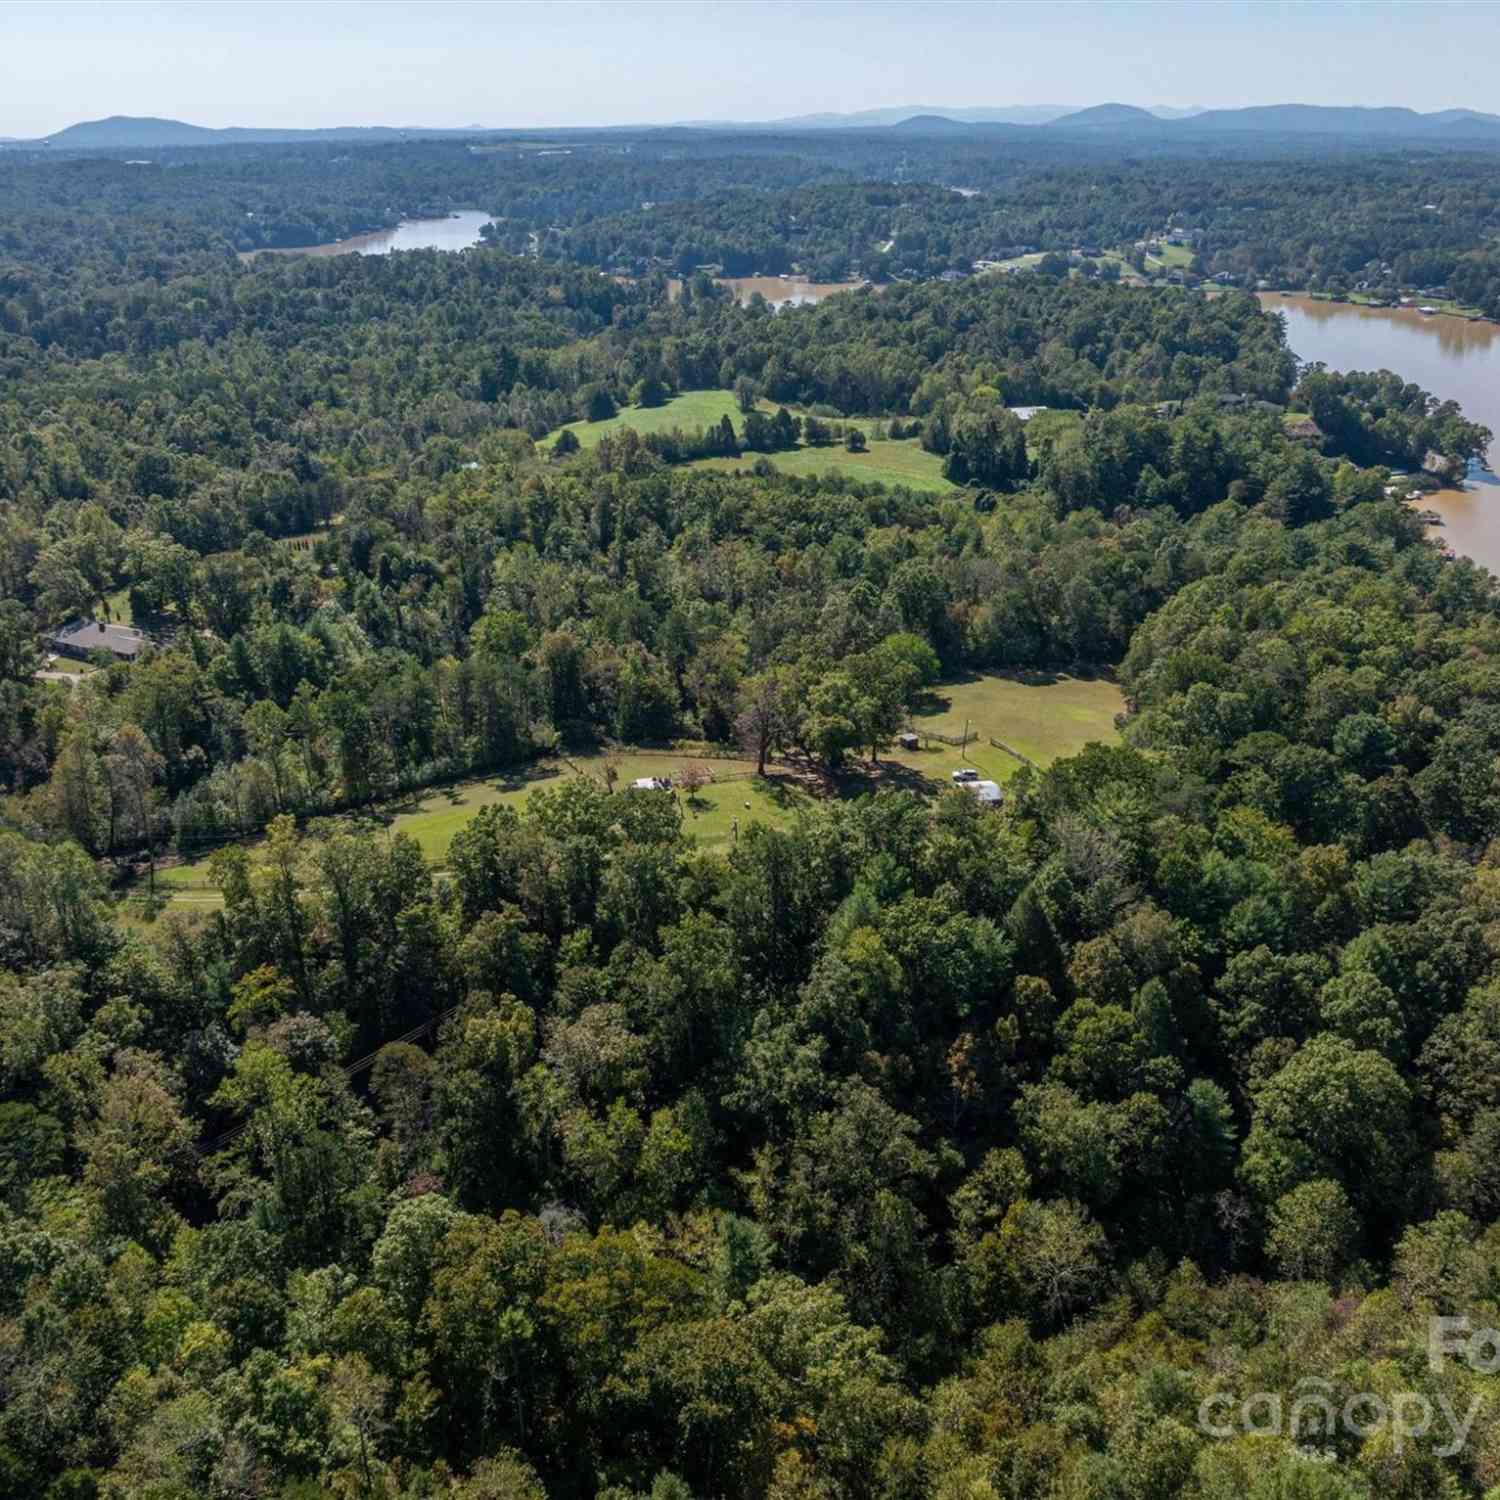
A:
[{"xmin": 4, "ymin": 0, "xmax": 1498, "ymax": 136}]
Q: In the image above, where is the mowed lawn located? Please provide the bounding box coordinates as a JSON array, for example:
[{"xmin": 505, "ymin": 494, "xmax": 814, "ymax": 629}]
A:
[
  {"xmin": 138, "ymin": 677, "xmax": 1121, "ymax": 912},
  {"xmin": 144, "ymin": 752, "xmax": 815, "ymax": 909},
  {"xmin": 541, "ymin": 389, "xmax": 955, "ymax": 494},
  {"xmin": 149, "ymin": 773, "xmax": 555, "ymax": 902},
  {"xmin": 1145, "ymin": 242, "xmax": 1196, "ymax": 271},
  {"xmin": 541, "ymin": 390, "xmax": 747, "ymax": 450},
  {"xmin": 887, "ymin": 672, "xmax": 1125, "ymax": 785},
  {"xmin": 692, "ymin": 439, "xmax": 954, "ymax": 494},
  {"xmin": 383, "ymin": 751, "xmax": 812, "ymax": 858}
]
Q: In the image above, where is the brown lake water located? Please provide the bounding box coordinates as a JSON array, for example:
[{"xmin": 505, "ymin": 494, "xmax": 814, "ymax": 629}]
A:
[
  {"xmin": 239, "ymin": 209, "xmax": 493, "ymax": 262},
  {"xmin": 1260, "ymin": 293, "xmax": 1500, "ymax": 570}
]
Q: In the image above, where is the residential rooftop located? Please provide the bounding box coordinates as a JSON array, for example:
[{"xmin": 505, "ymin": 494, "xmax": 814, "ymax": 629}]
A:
[{"xmin": 49, "ymin": 619, "xmax": 148, "ymax": 660}]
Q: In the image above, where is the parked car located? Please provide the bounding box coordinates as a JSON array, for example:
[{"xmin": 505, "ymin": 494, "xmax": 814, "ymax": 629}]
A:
[{"xmin": 951, "ymin": 768, "xmax": 979, "ymax": 783}]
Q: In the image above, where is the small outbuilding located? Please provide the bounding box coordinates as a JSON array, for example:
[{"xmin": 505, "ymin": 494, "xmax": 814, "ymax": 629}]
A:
[
  {"xmin": 962, "ymin": 779, "xmax": 1004, "ymax": 807},
  {"xmin": 898, "ymin": 732, "xmax": 920, "ymax": 751}
]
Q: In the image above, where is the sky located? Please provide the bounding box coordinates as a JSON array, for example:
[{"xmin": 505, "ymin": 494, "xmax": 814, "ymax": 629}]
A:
[{"xmin": 3, "ymin": 0, "xmax": 1499, "ymax": 137}]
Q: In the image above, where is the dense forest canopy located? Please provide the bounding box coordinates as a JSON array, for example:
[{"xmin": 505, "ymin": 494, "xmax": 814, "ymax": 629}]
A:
[
  {"xmin": 4, "ymin": 120, "xmax": 1500, "ymax": 1500},
  {"xmin": 5, "ymin": 125, "xmax": 1500, "ymax": 310}
]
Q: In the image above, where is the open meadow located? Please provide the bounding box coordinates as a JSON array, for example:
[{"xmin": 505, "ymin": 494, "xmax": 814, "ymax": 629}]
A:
[
  {"xmin": 536, "ymin": 387, "xmax": 1090, "ymax": 497},
  {"xmin": 884, "ymin": 670, "xmax": 1125, "ymax": 785},
  {"xmin": 137, "ymin": 674, "xmax": 1124, "ymax": 914},
  {"xmin": 691, "ymin": 439, "xmax": 953, "ymax": 493},
  {"xmin": 541, "ymin": 390, "xmax": 749, "ymax": 450},
  {"xmin": 540, "ymin": 388, "xmax": 957, "ymax": 493}
]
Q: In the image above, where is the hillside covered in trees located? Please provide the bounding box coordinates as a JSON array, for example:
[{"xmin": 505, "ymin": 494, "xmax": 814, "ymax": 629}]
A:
[
  {"xmin": 4, "ymin": 125, "xmax": 1500, "ymax": 1500},
  {"xmin": 5, "ymin": 123, "xmax": 1500, "ymax": 310}
]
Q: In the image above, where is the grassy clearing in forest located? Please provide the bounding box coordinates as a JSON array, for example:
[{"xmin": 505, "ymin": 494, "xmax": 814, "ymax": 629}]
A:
[
  {"xmin": 542, "ymin": 390, "xmax": 749, "ymax": 450},
  {"xmin": 692, "ymin": 438, "xmax": 954, "ymax": 493},
  {"xmin": 884, "ymin": 671, "xmax": 1126, "ymax": 784},
  {"xmin": 143, "ymin": 752, "xmax": 814, "ymax": 909},
  {"xmin": 136, "ymin": 676, "xmax": 1123, "ymax": 912}
]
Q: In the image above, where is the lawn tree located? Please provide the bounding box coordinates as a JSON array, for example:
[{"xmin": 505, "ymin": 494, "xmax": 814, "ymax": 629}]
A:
[
  {"xmin": 735, "ymin": 667, "xmax": 800, "ymax": 775},
  {"xmin": 630, "ymin": 372, "xmax": 668, "ymax": 407},
  {"xmin": 677, "ymin": 762, "xmax": 711, "ymax": 807},
  {"xmin": 599, "ymin": 743, "xmax": 622, "ymax": 794}
]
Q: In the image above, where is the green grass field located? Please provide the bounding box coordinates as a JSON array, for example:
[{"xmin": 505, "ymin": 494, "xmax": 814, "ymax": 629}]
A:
[
  {"xmin": 1145, "ymin": 242, "xmax": 1196, "ymax": 271},
  {"xmin": 542, "ymin": 391, "xmax": 749, "ymax": 451},
  {"xmin": 136, "ymin": 675, "xmax": 1123, "ymax": 914},
  {"xmin": 542, "ymin": 387, "xmax": 955, "ymax": 494},
  {"xmin": 981, "ymin": 254, "xmax": 1046, "ymax": 274},
  {"xmin": 143, "ymin": 752, "xmax": 815, "ymax": 909},
  {"xmin": 885, "ymin": 671, "xmax": 1125, "ymax": 785},
  {"xmin": 692, "ymin": 439, "xmax": 954, "ymax": 494},
  {"xmin": 379, "ymin": 752, "xmax": 812, "ymax": 858}
]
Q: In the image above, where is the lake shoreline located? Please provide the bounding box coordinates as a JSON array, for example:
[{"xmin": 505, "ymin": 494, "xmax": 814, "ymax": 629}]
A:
[
  {"xmin": 237, "ymin": 208, "xmax": 492, "ymax": 262},
  {"xmin": 1260, "ymin": 291, "xmax": 1499, "ymax": 570},
  {"xmin": 1260, "ymin": 288, "xmax": 1497, "ymax": 327}
]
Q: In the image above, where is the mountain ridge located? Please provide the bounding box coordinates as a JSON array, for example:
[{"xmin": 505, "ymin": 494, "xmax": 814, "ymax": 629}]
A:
[
  {"xmin": 35, "ymin": 115, "xmax": 505, "ymax": 148},
  {"xmin": 18, "ymin": 104, "xmax": 1500, "ymax": 151},
  {"xmin": 1047, "ymin": 103, "xmax": 1164, "ymax": 129}
]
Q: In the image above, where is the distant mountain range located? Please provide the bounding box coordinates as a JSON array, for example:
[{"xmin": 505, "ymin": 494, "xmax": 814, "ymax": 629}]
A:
[
  {"xmin": 29, "ymin": 115, "xmax": 500, "ymax": 149},
  {"xmin": 1042, "ymin": 102, "xmax": 1500, "ymax": 136},
  {"xmin": 12, "ymin": 105, "xmax": 1500, "ymax": 152},
  {"xmin": 685, "ymin": 104, "xmax": 1200, "ymax": 129}
]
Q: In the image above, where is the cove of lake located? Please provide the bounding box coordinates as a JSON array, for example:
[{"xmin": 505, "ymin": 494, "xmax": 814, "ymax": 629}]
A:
[
  {"xmin": 1259, "ymin": 293, "xmax": 1500, "ymax": 572},
  {"xmin": 238, "ymin": 209, "xmax": 493, "ymax": 262}
]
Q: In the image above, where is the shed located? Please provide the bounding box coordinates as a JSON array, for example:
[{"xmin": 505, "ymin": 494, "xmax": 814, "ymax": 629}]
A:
[{"xmin": 898, "ymin": 732, "xmax": 920, "ymax": 751}]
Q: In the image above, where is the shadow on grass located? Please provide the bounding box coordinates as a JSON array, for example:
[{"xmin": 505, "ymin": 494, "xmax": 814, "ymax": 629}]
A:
[
  {"xmin": 830, "ymin": 758, "xmax": 941, "ymax": 800},
  {"xmin": 492, "ymin": 762, "xmax": 565, "ymax": 795},
  {"xmin": 909, "ymin": 688, "xmax": 956, "ymax": 719},
  {"xmin": 753, "ymin": 774, "xmax": 808, "ymax": 810},
  {"xmin": 910, "ymin": 667, "xmax": 1119, "ymax": 718}
]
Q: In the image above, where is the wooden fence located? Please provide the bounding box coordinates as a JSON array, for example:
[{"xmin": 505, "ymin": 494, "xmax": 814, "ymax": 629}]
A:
[
  {"xmin": 989, "ymin": 736, "xmax": 1038, "ymax": 768},
  {"xmin": 916, "ymin": 728, "xmax": 979, "ymax": 749}
]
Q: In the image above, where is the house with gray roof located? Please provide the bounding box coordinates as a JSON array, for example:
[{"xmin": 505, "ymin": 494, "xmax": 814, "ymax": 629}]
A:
[{"xmin": 49, "ymin": 619, "xmax": 148, "ymax": 662}]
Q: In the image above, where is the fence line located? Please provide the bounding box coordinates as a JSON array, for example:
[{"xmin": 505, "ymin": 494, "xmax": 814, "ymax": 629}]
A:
[{"xmin": 988, "ymin": 736, "xmax": 1038, "ymax": 768}]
